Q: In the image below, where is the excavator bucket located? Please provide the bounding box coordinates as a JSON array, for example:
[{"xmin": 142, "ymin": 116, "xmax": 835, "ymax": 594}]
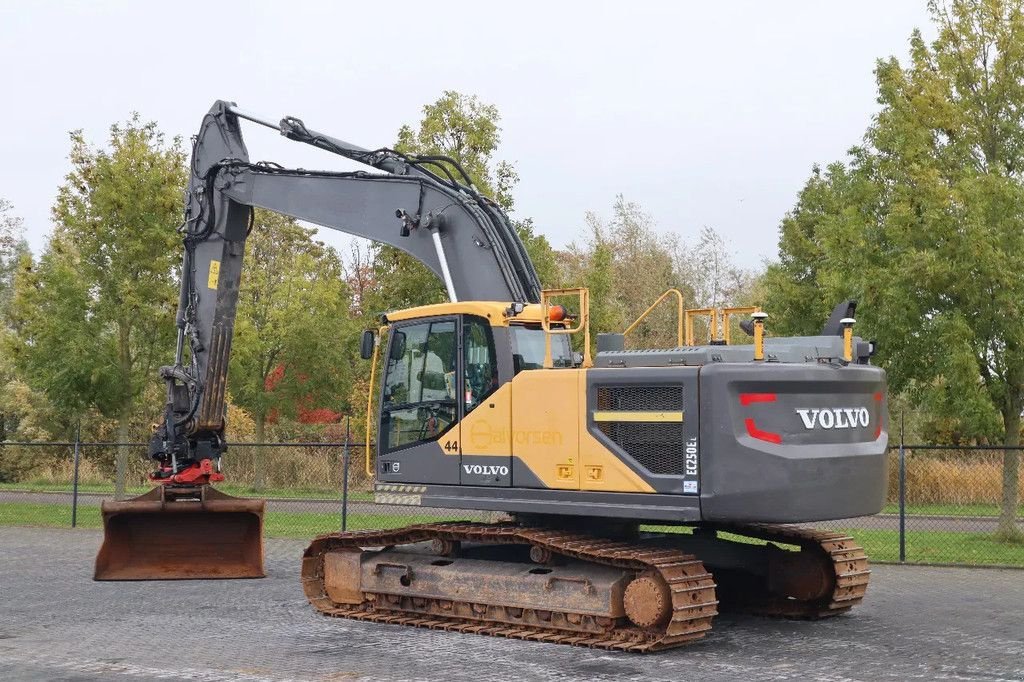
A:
[{"xmin": 94, "ymin": 485, "xmax": 265, "ymax": 580}]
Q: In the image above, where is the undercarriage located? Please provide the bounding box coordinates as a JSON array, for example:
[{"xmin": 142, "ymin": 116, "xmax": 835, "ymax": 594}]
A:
[{"xmin": 301, "ymin": 521, "xmax": 869, "ymax": 651}]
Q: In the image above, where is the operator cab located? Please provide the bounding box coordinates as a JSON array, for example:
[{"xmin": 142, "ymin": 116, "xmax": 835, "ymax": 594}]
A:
[{"xmin": 370, "ymin": 300, "xmax": 577, "ymax": 486}]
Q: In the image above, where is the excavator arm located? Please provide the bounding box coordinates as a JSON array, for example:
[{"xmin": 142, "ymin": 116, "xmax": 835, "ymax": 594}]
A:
[
  {"xmin": 151, "ymin": 100, "xmax": 541, "ymax": 484},
  {"xmin": 96, "ymin": 99, "xmax": 543, "ymax": 580}
]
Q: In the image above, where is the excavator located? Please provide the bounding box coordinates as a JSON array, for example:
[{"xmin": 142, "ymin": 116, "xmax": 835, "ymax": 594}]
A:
[{"xmin": 95, "ymin": 101, "xmax": 888, "ymax": 651}]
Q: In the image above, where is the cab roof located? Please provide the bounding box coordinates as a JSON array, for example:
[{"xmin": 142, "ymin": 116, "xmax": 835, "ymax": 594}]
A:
[{"xmin": 382, "ymin": 301, "xmax": 548, "ymax": 327}]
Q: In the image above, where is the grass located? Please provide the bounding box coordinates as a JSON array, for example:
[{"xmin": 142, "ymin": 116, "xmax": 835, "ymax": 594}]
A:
[
  {"xmin": 3, "ymin": 501, "xmax": 1022, "ymax": 567},
  {"xmin": 639, "ymin": 524, "xmax": 1024, "ymax": 567},
  {"xmin": 5, "ymin": 482, "xmax": 1019, "ymax": 518},
  {"xmin": 0, "ymin": 502, "xmax": 451, "ymax": 539},
  {"xmin": 0, "ymin": 481, "xmax": 374, "ymax": 502},
  {"xmin": 880, "ymin": 502, "xmax": 1023, "ymax": 518},
  {"xmin": 839, "ymin": 528, "xmax": 1024, "ymax": 566}
]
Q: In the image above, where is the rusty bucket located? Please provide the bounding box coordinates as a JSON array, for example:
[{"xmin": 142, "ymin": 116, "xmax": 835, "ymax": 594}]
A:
[{"xmin": 94, "ymin": 485, "xmax": 265, "ymax": 580}]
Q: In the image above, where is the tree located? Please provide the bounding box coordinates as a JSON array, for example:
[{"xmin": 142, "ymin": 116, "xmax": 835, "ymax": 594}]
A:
[
  {"xmin": 584, "ymin": 197, "xmax": 678, "ymax": 346},
  {"xmin": 229, "ymin": 210, "xmax": 352, "ymax": 488},
  {"xmin": 363, "ymin": 91, "xmax": 559, "ymax": 314},
  {"xmin": 765, "ymin": 0, "xmax": 1024, "ymax": 540},
  {"xmin": 0, "ymin": 200, "xmax": 29, "ymax": 316},
  {"xmin": 686, "ymin": 226, "xmax": 758, "ymax": 311},
  {"xmin": 0, "ymin": 200, "xmax": 31, "ymax": 446},
  {"xmin": 562, "ymin": 196, "xmax": 757, "ymax": 349},
  {"xmin": 8, "ymin": 117, "xmax": 186, "ymax": 496}
]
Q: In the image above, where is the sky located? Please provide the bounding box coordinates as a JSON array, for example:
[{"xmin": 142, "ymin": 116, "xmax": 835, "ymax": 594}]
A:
[{"xmin": 0, "ymin": 0, "xmax": 934, "ymax": 270}]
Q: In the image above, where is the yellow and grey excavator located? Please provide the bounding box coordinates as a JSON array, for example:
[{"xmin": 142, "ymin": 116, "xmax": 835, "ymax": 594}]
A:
[{"xmin": 96, "ymin": 101, "xmax": 887, "ymax": 652}]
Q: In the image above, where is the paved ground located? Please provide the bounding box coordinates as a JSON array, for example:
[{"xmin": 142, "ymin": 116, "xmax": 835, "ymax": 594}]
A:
[{"xmin": 1, "ymin": 527, "xmax": 1022, "ymax": 681}]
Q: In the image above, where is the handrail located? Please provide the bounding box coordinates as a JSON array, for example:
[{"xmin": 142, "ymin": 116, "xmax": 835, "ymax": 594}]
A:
[
  {"xmin": 684, "ymin": 308, "xmax": 718, "ymax": 346},
  {"xmin": 623, "ymin": 288, "xmax": 684, "ymax": 347},
  {"xmin": 364, "ymin": 325, "xmax": 386, "ymax": 477},
  {"xmin": 721, "ymin": 306, "xmax": 760, "ymax": 345},
  {"xmin": 540, "ymin": 288, "xmax": 592, "ymax": 369}
]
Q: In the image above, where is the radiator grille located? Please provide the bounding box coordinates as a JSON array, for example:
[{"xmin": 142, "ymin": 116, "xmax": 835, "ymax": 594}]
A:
[{"xmin": 595, "ymin": 386, "xmax": 684, "ymax": 475}]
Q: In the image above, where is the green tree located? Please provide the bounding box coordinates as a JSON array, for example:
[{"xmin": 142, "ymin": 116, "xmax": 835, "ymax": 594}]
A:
[
  {"xmin": 765, "ymin": 0, "xmax": 1024, "ymax": 540},
  {"xmin": 0, "ymin": 200, "xmax": 31, "ymax": 447},
  {"xmin": 364, "ymin": 91, "xmax": 559, "ymax": 314},
  {"xmin": 8, "ymin": 117, "xmax": 186, "ymax": 496},
  {"xmin": 580, "ymin": 231, "xmax": 619, "ymax": 343},
  {"xmin": 229, "ymin": 210, "xmax": 352, "ymax": 488}
]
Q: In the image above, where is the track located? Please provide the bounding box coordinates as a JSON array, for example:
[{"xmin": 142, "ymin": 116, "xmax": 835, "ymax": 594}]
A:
[
  {"xmin": 707, "ymin": 523, "xmax": 871, "ymax": 618},
  {"xmin": 302, "ymin": 522, "xmax": 718, "ymax": 651},
  {"xmin": 301, "ymin": 522, "xmax": 869, "ymax": 651}
]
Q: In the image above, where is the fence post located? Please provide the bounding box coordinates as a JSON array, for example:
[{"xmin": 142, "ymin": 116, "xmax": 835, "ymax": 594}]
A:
[
  {"xmin": 341, "ymin": 417, "xmax": 350, "ymax": 532},
  {"xmin": 898, "ymin": 412, "xmax": 906, "ymax": 563},
  {"xmin": 71, "ymin": 421, "xmax": 81, "ymax": 529}
]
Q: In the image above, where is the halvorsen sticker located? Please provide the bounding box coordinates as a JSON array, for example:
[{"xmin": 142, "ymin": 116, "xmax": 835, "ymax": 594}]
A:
[{"xmin": 796, "ymin": 407, "xmax": 870, "ymax": 430}]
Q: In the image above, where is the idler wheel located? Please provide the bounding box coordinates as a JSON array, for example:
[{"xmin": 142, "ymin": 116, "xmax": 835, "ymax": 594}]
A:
[
  {"xmin": 430, "ymin": 537, "xmax": 460, "ymax": 557},
  {"xmin": 623, "ymin": 573, "xmax": 672, "ymax": 628},
  {"xmin": 529, "ymin": 545, "xmax": 553, "ymax": 564}
]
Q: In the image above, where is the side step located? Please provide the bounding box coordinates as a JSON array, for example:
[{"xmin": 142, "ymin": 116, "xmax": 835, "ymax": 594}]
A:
[{"xmin": 94, "ymin": 485, "xmax": 265, "ymax": 580}]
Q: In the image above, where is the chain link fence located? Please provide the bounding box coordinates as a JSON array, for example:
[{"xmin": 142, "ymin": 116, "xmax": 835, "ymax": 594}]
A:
[
  {"xmin": 1, "ymin": 436, "xmax": 1021, "ymax": 567},
  {"xmin": 814, "ymin": 443, "xmax": 1024, "ymax": 567}
]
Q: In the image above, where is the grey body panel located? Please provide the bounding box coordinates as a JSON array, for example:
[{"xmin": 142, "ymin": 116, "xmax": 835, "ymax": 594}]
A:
[
  {"xmin": 459, "ymin": 455, "xmax": 512, "ymax": 487},
  {"xmin": 594, "ymin": 335, "xmax": 872, "ymax": 368},
  {"xmin": 377, "ymin": 440, "xmax": 459, "ymax": 486},
  {"xmin": 697, "ymin": 362, "xmax": 888, "ymax": 523}
]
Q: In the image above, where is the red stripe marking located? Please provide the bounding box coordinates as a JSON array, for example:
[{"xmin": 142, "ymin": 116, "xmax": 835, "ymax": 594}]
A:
[
  {"xmin": 739, "ymin": 393, "xmax": 777, "ymax": 406},
  {"xmin": 873, "ymin": 392, "xmax": 883, "ymax": 402},
  {"xmin": 745, "ymin": 418, "xmax": 782, "ymax": 444}
]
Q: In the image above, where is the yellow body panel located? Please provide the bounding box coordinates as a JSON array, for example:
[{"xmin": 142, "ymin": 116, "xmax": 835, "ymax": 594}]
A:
[
  {"xmin": 384, "ymin": 301, "xmax": 550, "ymax": 327},
  {"xmin": 458, "ymin": 369, "xmax": 658, "ymax": 494},
  {"xmin": 509, "ymin": 370, "xmax": 580, "ymax": 489},
  {"xmin": 460, "ymin": 382, "xmax": 512, "ymax": 457}
]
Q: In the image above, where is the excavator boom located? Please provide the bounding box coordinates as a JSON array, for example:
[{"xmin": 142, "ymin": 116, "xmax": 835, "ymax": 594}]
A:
[{"xmin": 96, "ymin": 100, "xmax": 541, "ymax": 580}]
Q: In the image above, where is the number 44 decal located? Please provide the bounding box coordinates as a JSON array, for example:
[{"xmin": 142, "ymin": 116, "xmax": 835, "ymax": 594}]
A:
[{"xmin": 443, "ymin": 440, "xmax": 459, "ymax": 453}]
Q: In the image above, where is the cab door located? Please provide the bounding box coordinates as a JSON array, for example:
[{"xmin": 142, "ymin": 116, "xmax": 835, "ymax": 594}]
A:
[
  {"xmin": 376, "ymin": 317, "xmax": 461, "ymax": 485},
  {"xmin": 458, "ymin": 316, "xmax": 512, "ymax": 486}
]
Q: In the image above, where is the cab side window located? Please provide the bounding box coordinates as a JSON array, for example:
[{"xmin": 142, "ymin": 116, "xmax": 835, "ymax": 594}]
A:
[
  {"xmin": 381, "ymin": 319, "xmax": 457, "ymax": 451},
  {"xmin": 463, "ymin": 317, "xmax": 497, "ymax": 414}
]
